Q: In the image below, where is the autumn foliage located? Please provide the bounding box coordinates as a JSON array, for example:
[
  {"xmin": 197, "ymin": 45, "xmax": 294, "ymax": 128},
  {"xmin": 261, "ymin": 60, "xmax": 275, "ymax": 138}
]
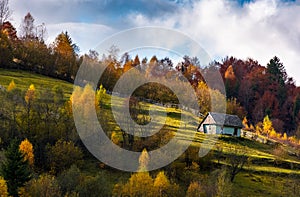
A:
[
  {"xmin": 0, "ymin": 176, "xmax": 9, "ymax": 197},
  {"xmin": 19, "ymin": 139, "xmax": 34, "ymax": 166}
]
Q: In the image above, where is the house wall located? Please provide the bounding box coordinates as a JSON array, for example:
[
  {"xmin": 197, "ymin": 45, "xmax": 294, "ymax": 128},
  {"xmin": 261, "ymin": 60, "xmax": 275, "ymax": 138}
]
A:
[
  {"xmin": 203, "ymin": 124, "xmax": 216, "ymax": 134},
  {"xmin": 203, "ymin": 125, "xmax": 241, "ymax": 137},
  {"xmin": 222, "ymin": 126, "xmax": 241, "ymax": 137}
]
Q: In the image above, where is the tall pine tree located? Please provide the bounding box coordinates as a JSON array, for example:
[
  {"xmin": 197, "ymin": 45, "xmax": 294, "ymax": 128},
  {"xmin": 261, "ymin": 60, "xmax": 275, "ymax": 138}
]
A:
[
  {"xmin": 1, "ymin": 139, "xmax": 31, "ymax": 197},
  {"xmin": 266, "ymin": 56, "xmax": 287, "ymax": 106}
]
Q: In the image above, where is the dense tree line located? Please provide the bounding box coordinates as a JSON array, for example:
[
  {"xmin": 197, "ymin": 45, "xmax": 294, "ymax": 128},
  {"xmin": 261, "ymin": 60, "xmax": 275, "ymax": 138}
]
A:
[
  {"xmin": 215, "ymin": 56, "xmax": 299, "ymax": 135},
  {"xmin": 0, "ymin": 12, "xmax": 81, "ymax": 82},
  {"xmin": 1, "ymin": 11, "xmax": 300, "ymax": 136},
  {"xmin": 94, "ymin": 50, "xmax": 300, "ymax": 136}
]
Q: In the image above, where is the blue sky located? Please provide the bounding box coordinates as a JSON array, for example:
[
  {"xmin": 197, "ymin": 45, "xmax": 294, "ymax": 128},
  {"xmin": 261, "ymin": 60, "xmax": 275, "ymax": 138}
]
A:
[{"xmin": 9, "ymin": 0, "xmax": 300, "ymax": 84}]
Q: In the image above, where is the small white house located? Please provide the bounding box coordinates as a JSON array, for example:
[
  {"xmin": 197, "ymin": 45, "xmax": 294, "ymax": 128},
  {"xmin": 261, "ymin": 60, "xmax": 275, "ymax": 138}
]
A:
[{"xmin": 197, "ymin": 112, "xmax": 243, "ymax": 137}]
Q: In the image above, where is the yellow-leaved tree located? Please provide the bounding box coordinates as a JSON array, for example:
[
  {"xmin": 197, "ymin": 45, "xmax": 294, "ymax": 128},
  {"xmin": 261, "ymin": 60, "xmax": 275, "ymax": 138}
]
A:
[
  {"xmin": 186, "ymin": 181, "xmax": 203, "ymax": 197},
  {"xmin": 72, "ymin": 84, "xmax": 97, "ymax": 121},
  {"xmin": 7, "ymin": 80, "xmax": 16, "ymax": 92},
  {"xmin": 96, "ymin": 84, "xmax": 106, "ymax": 108},
  {"xmin": 122, "ymin": 172, "xmax": 154, "ymax": 197},
  {"xmin": 19, "ymin": 139, "xmax": 34, "ymax": 166},
  {"xmin": 0, "ymin": 176, "xmax": 9, "ymax": 197},
  {"xmin": 263, "ymin": 115, "xmax": 275, "ymax": 137},
  {"xmin": 111, "ymin": 131, "xmax": 121, "ymax": 145},
  {"xmin": 153, "ymin": 171, "xmax": 170, "ymax": 197},
  {"xmin": 25, "ymin": 84, "xmax": 35, "ymax": 104},
  {"xmin": 24, "ymin": 84, "xmax": 36, "ymax": 134},
  {"xmin": 112, "ymin": 149, "xmax": 180, "ymax": 197},
  {"xmin": 113, "ymin": 170, "xmax": 180, "ymax": 197},
  {"xmin": 242, "ymin": 117, "xmax": 249, "ymax": 130},
  {"xmin": 113, "ymin": 149, "xmax": 152, "ymax": 196},
  {"xmin": 282, "ymin": 132, "xmax": 288, "ymax": 141}
]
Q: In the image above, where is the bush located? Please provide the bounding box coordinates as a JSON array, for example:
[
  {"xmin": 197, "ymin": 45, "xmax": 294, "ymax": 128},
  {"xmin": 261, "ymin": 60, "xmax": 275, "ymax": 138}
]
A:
[
  {"xmin": 76, "ymin": 172, "xmax": 111, "ymax": 197},
  {"xmin": 206, "ymin": 169, "xmax": 232, "ymax": 197},
  {"xmin": 186, "ymin": 181, "xmax": 204, "ymax": 197},
  {"xmin": 47, "ymin": 140, "xmax": 83, "ymax": 174},
  {"xmin": 20, "ymin": 174, "xmax": 61, "ymax": 197},
  {"xmin": 57, "ymin": 165, "xmax": 81, "ymax": 195}
]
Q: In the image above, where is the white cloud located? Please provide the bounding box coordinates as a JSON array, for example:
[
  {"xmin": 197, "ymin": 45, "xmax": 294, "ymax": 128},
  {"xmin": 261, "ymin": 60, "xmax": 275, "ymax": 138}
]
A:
[
  {"xmin": 46, "ymin": 23, "xmax": 114, "ymax": 53},
  {"xmin": 128, "ymin": 0, "xmax": 300, "ymax": 85}
]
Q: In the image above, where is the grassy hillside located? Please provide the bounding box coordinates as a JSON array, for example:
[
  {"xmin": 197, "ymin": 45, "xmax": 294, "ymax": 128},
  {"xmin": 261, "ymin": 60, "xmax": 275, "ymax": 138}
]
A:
[
  {"xmin": 0, "ymin": 69, "xmax": 299, "ymax": 196},
  {"xmin": 0, "ymin": 68, "xmax": 73, "ymax": 98}
]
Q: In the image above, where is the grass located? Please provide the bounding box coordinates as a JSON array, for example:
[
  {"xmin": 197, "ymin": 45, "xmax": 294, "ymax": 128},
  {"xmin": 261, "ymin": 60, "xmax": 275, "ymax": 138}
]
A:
[
  {"xmin": 232, "ymin": 171, "xmax": 300, "ymax": 197},
  {"xmin": 0, "ymin": 68, "xmax": 74, "ymax": 98}
]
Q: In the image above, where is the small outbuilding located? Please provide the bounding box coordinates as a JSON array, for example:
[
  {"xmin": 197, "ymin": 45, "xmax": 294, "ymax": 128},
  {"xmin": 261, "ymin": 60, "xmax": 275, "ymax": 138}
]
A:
[{"xmin": 197, "ymin": 112, "xmax": 243, "ymax": 137}]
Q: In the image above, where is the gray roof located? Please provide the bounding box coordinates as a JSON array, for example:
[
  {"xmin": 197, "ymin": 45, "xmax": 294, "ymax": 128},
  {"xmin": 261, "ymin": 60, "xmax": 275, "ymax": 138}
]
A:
[{"xmin": 209, "ymin": 112, "xmax": 243, "ymax": 128}]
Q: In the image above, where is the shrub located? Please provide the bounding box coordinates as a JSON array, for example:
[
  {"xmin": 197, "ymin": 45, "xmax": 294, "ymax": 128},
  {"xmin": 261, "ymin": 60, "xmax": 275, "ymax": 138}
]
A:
[
  {"xmin": 47, "ymin": 140, "xmax": 83, "ymax": 174},
  {"xmin": 186, "ymin": 181, "xmax": 204, "ymax": 197},
  {"xmin": 57, "ymin": 165, "xmax": 81, "ymax": 195},
  {"xmin": 20, "ymin": 174, "xmax": 61, "ymax": 197},
  {"xmin": 76, "ymin": 172, "xmax": 111, "ymax": 197}
]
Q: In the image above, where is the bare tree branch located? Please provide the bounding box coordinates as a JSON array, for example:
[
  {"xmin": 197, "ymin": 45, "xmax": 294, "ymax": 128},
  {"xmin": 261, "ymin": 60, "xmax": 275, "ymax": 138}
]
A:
[{"xmin": 0, "ymin": 0, "xmax": 11, "ymax": 26}]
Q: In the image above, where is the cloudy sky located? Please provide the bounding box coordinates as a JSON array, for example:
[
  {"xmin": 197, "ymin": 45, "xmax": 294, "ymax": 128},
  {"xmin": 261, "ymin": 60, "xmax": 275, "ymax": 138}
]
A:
[{"xmin": 9, "ymin": 0, "xmax": 300, "ymax": 84}]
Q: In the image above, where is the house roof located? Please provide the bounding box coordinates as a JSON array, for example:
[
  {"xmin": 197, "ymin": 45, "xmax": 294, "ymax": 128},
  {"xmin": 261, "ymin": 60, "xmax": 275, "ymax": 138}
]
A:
[{"xmin": 205, "ymin": 112, "xmax": 243, "ymax": 128}]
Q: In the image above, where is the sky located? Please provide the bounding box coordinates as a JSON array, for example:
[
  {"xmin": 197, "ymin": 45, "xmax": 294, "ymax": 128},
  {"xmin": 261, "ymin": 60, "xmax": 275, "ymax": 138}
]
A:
[{"xmin": 8, "ymin": 0, "xmax": 300, "ymax": 84}]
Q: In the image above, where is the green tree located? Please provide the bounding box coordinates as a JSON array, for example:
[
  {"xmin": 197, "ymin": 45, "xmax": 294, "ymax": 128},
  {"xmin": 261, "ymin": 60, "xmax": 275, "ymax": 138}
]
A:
[
  {"xmin": 266, "ymin": 56, "xmax": 287, "ymax": 105},
  {"xmin": 293, "ymin": 94, "xmax": 300, "ymax": 118},
  {"xmin": 57, "ymin": 165, "xmax": 81, "ymax": 196},
  {"xmin": 1, "ymin": 139, "xmax": 31, "ymax": 197},
  {"xmin": 53, "ymin": 31, "xmax": 79, "ymax": 80},
  {"xmin": 18, "ymin": 39, "xmax": 54, "ymax": 74},
  {"xmin": 0, "ymin": 31, "xmax": 13, "ymax": 67},
  {"xmin": 47, "ymin": 140, "xmax": 83, "ymax": 174},
  {"xmin": 266, "ymin": 56, "xmax": 286, "ymax": 85},
  {"xmin": 76, "ymin": 172, "xmax": 111, "ymax": 197},
  {"xmin": 24, "ymin": 84, "xmax": 36, "ymax": 137}
]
